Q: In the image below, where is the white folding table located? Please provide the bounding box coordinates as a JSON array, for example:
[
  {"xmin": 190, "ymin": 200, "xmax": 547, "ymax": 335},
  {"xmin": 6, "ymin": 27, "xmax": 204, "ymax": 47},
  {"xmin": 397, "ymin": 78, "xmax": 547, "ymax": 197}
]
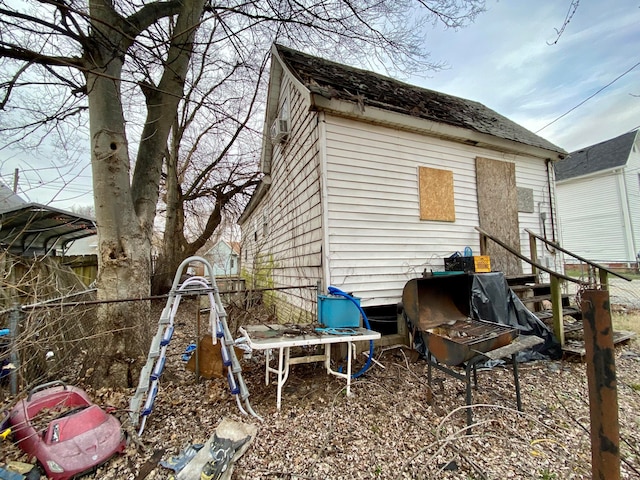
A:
[{"xmin": 239, "ymin": 324, "xmax": 381, "ymax": 410}]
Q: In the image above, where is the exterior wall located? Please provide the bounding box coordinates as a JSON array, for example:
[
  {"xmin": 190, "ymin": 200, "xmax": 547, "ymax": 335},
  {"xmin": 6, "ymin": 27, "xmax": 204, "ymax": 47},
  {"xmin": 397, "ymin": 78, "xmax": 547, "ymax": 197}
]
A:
[
  {"xmin": 556, "ymin": 172, "xmax": 627, "ymax": 261},
  {"xmin": 515, "ymin": 157, "xmax": 562, "ymax": 273},
  {"xmin": 206, "ymin": 241, "xmax": 239, "ymax": 276},
  {"xmin": 624, "ymin": 137, "xmax": 640, "ymax": 261},
  {"xmin": 322, "ymin": 116, "xmax": 556, "ymax": 307},
  {"xmin": 241, "ymin": 74, "xmax": 323, "ymax": 321}
]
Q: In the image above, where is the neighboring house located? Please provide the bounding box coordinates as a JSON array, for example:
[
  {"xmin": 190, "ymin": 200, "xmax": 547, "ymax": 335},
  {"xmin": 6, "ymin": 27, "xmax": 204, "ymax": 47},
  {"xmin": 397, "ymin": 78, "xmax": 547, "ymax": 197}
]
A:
[
  {"xmin": 239, "ymin": 44, "xmax": 567, "ymax": 322},
  {"xmin": 555, "ymin": 129, "xmax": 640, "ymax": 264},
  {"xmin": 205, "ymin": 239, "xmax": 241, "ymax": 276}
]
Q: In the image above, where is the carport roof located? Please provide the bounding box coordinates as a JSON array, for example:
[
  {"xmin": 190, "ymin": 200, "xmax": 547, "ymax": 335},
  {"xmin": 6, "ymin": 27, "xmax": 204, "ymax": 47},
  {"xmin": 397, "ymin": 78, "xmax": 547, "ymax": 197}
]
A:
[{"xmin": 0, "ymin": 202, "xmax": 97, "ymax": 255}]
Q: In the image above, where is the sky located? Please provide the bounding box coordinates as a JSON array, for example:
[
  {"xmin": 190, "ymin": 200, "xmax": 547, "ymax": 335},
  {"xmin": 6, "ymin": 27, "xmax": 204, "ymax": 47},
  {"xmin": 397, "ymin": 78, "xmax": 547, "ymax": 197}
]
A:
[
  {"xmin": 1, "ymin": 0, "xmax": 639, "ymax": 210},
  {"xmin": 416, "ymin": 0, "xmax": 640, "ymax": 153}
]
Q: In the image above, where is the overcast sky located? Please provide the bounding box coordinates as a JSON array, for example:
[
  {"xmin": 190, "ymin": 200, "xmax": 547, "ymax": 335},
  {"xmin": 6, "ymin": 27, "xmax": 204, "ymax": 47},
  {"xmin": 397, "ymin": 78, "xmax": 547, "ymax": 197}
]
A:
[
  {"xmin": 417, "ymin": 0, "xmax": 640, "ymax": 152},
  {"xmin": 1, "ymin": 0, "xmax": 639, "ymax": 209}
]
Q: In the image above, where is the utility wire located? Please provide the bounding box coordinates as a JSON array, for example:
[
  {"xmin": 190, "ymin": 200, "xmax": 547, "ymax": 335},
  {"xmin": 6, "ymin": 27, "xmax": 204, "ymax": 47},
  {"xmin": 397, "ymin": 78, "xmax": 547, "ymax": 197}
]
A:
[{"xmin": 536, "ymin": 60, "xmax": 640, "ymax": 133}]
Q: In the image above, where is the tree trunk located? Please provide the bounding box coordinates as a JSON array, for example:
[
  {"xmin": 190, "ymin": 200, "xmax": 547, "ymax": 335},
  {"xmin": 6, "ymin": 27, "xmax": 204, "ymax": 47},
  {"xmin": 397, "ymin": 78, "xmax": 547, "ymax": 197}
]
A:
[
  {"xmin": 86, "ymin": 32, "xmax": 152, "ymax": 388},
  {"xmin": 85, "ymin": 0, "xmax": 206, "ymax": 387}
]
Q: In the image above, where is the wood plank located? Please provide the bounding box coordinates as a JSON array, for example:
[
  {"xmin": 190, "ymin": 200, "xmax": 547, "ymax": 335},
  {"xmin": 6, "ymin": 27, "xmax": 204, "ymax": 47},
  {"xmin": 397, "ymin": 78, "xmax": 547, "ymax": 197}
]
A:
[
  {"xmin": 562, "ymin": 330, "xmax": 637, "ymax": 357},
  {"xmin": 418, "ymin": 166, "xmax": 455, "ymax": 221},
  {"xmin": 476, "ymin": 157, "xmax": 522, "ymax": 276},
  {"xmin": 484, "ymin": 335, "xmax": 544, "ymax": 360}
]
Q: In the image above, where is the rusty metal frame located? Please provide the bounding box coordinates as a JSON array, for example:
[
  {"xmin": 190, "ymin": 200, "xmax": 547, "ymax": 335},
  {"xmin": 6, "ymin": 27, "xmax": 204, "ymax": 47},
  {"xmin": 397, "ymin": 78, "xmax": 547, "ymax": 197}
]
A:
[{"xmin": 425, "ymin": 349, "xmax": 522, "ymax": 435}]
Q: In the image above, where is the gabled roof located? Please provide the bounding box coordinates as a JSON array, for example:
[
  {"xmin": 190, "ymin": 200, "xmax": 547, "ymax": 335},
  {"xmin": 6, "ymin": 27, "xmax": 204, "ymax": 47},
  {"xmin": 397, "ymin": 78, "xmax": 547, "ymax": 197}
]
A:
[
  {"xmin": 554, "ymin": 130, "xmax": 639, "ymax": 181},
  {"xmin": 0, "ymin": 182, "xmax": 27, "ymax": 210},
  {"xmin": 229, "ymin": 241, "xmax": 241, "ymax": 255},
  {"xmin": 206, "ymin": 239, "xmax": 241, "ymax": 255},
  {"xmin": 274, "ymin": 44, "xmax": 566, "ymax": 156}
]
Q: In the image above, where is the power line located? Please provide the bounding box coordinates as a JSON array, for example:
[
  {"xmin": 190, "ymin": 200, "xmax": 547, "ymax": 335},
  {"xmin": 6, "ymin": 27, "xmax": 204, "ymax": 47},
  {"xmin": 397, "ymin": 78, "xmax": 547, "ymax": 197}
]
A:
[{"xmin": 536, "ymin": 60, "xmax": 640, "ymax": 133}]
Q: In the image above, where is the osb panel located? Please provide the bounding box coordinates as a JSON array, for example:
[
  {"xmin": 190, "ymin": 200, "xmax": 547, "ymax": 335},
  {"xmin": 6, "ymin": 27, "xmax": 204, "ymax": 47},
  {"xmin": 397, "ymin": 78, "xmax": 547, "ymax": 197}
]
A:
[
  {"xmin": 476, "ymin": 157, "xmax": 522, "ymax": 275},
  {"xmin": 419, "ymin": 166, "xmax": 455, "ymax": 222}
]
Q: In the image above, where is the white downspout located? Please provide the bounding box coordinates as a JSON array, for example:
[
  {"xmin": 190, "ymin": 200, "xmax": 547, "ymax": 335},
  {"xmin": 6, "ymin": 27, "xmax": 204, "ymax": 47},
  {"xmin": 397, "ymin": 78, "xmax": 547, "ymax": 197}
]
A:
[{"xmin": 317, "ymin": 112, "xmax": 331, "ymax": 291}]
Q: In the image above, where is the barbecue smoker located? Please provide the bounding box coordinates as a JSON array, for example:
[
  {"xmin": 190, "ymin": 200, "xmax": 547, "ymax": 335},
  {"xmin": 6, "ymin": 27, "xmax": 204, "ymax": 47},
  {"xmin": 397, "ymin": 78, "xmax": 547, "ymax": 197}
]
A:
[{"xmin": 402, "ymin": 273, "xmax": 541, "ymax": 432}]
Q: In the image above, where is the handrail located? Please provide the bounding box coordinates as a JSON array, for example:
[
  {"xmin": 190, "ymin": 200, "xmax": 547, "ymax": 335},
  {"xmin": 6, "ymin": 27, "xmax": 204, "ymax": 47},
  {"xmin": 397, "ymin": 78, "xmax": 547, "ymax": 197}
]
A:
[
  {"xmin": 524, "ymin": 229, "xmax": 632, "ymax": 282},
  {"xmin": 474, "ymin": 227, "xmax": 587, "ymax": 285}
]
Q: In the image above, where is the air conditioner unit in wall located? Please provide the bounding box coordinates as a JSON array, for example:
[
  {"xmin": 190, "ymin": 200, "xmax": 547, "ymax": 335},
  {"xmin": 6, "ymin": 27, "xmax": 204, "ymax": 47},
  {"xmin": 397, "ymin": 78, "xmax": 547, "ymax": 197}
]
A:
[{"xmin": 270, "ymin": 118, "xmax": 290, "ymax": 144}]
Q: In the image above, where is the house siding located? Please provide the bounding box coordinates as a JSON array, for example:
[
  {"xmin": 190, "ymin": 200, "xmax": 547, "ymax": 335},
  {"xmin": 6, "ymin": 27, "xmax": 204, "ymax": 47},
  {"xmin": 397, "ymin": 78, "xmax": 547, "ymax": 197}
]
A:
[
  {"xmin": 323, "ymin": 116, "xmax": 556, "ymax": 306},
  {"xmin": 557, "ymin": 173, "xmax": 628, "ymax": 261},
  {"xmin": 624, "ymin": 138, "xmax": 640, "ymax": 260},
  {"xmin": 241, "ymin": 75, "xmax": 323, "ymax": 321}
]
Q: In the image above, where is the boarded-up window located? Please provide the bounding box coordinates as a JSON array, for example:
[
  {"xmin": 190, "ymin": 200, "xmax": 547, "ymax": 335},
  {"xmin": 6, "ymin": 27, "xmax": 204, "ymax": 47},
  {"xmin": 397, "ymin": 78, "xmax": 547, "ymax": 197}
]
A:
[{"xmin": 418, "ymin": 166, "xmax": 455, "ymax": 221}]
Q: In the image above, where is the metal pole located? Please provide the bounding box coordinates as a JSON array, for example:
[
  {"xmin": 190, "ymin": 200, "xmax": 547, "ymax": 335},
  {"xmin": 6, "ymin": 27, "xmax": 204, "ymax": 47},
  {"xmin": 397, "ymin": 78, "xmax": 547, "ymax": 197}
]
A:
[
  {"xmin": 9, "ymin": 306, "xmax": 20, "ymax": 395},
  {"xmin": 581, "ymin": 289, "xmax": 620, "ymax": 480}
]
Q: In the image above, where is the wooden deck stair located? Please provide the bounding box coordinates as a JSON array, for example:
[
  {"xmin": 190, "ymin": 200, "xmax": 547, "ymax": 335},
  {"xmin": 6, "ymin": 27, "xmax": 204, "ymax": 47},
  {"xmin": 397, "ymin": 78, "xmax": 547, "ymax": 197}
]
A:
[
  {"xmin": 476, "ymin": 227, "xmax": 637, "ymax": 358},
  {"xmin": 507, "ymin": 273, "xmax": 636, "ymax": 357}
]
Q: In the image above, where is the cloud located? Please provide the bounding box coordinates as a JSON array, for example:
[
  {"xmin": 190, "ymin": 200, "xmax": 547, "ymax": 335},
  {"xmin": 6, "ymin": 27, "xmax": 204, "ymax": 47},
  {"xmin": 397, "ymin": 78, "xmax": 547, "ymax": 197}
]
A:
[{"xmin": 415, "ymin": 0, "xmax": 640, "ymax": 151}]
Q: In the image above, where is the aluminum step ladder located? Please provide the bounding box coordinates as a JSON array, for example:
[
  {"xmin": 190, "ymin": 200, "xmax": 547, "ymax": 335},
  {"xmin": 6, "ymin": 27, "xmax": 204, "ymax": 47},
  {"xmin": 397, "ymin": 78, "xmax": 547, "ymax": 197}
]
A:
[{"xmin": 129, "ymin": 256, "xmax": 260, "ymax": 435}]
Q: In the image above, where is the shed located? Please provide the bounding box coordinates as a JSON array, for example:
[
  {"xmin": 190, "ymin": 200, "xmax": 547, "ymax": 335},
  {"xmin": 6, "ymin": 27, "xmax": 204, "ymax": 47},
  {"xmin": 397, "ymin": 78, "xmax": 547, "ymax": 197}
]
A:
[
  {"xmin": 555, "ymin": 129, "xmax": 640, "ymax": 264},
  {"xmin": 239, "ymin": 44, "xmax": 567, "ymax": 325}
]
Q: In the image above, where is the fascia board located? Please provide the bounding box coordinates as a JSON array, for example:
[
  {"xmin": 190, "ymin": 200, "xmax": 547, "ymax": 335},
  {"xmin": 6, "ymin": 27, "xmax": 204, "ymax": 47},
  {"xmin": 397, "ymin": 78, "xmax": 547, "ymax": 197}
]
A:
[
  {"xmin": 309, "ymin": 93, "xmax": 565, "ymax": 162},
  {"xmin": 556, "ymin": 166, "xmax": 623, "ymax": 184}
]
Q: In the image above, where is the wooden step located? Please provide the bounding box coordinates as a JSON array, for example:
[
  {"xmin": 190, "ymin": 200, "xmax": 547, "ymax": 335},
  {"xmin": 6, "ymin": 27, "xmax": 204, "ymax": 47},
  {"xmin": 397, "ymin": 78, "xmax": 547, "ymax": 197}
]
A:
[
  {"xmin": 506, "ymin": 274, "xmax": 537, "ymax": 285},
  {"xmin": 534, "ymin": 306, "xmax": 582, "ymax": 321},
  {"xmin": 562, "ymin": 330, "xmax": 637, "ymax": 358},
  {"xmin": 521, "ymin": 293, "xmax": 572, "ymax": 304},
  {"xmin": 510, "ymin": 283, "xmax": 550, "ymax": 293}
]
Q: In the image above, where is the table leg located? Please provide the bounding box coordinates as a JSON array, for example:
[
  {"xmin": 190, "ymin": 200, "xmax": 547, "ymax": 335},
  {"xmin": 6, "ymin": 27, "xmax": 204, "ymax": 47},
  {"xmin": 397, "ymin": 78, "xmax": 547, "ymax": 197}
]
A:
[
  {"xmin": 324, "ymin": 343, "xmax": 331, "ymax": 371},
  {"xmin": 276, "ymin": 347, "xmax": 284, "ymax": 410},
  {"xmin": 265, "ymin": 348, "xmax": 271, "ymax": 385},
  {"xmin": 346, "ymin": 341, "xmax": 352, "ymax": 396}
]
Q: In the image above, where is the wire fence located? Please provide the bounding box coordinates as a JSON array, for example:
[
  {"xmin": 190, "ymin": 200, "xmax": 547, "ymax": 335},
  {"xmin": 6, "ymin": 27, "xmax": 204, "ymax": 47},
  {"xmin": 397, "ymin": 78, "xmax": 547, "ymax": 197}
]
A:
[{"xmin": 0, "ymin": 281, "xmax": 320, "ymax": 404}]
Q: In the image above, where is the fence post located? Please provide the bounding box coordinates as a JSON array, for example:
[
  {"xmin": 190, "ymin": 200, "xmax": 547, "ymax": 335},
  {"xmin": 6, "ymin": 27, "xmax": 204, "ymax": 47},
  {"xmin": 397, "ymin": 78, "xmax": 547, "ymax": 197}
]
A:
[
  {"xmin": 9, "ymin": 305, "xmax": 21, "ymax": 395},
  {"xmin": 581, "ymin": 289, "xmax": 620, "ymax": 480}
]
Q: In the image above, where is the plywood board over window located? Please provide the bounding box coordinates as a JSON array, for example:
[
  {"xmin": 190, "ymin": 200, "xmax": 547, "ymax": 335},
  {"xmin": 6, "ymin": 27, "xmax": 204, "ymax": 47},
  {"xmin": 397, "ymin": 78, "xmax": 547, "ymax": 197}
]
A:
[
  {"xmin": 476, "ymin": 157, "xmax": 521, "ymax": 275},
  {"xmin": 418, "ymin": 166, "xmax": 455, "ymax": 222}
]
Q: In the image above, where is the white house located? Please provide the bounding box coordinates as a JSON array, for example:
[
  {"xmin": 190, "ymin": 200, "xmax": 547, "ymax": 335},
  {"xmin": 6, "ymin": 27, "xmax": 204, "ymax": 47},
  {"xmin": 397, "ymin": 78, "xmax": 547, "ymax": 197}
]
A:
[
  {"xmin": 239, "ymin": 44, "xmax": 567, "ymax": 323},
  {"xmin": 205, "ymin": 239, "xmax": 241, "ymax": 276},
  {"xmin": 555, "ymin": 129, "xmax": 640, "ymax": 264}
]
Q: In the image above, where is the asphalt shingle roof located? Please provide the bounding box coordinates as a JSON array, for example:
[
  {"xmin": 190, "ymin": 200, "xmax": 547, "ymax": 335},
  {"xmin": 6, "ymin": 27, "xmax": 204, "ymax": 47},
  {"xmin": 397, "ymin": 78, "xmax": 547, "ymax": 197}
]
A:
[
  {"xmin": 275, "ymin": 44, "xmax": 566, "ymax": 156},
  {"xmin": 554, "ymin": 130, "xmax": 638, "ymax": 181}
]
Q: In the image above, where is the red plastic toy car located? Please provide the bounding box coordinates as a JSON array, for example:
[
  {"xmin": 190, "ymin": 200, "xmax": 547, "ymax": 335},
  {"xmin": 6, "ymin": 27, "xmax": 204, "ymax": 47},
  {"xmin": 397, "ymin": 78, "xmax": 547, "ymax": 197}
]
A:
[{"xmin": 9, "ymin": 381, "xmax": 126, "ymax": 479}]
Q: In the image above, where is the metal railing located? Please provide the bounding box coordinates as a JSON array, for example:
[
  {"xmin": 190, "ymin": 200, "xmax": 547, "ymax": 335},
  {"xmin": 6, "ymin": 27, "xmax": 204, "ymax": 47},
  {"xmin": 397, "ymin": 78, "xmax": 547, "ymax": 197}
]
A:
[{"xmin": 475, "ymin": 226, "xmax": 632, "ymax": 347}]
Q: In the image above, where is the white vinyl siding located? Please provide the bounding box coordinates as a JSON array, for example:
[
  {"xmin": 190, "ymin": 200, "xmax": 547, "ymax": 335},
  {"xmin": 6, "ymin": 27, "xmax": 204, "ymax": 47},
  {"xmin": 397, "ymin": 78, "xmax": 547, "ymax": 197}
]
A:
[
  {"xmin": 624, "ymin": 141, "xmax": 640, "ymax": 260},
  {"xmin": 323, "ymin": 116, "xmax": 555, "ymax": 306},
  {"xmin": 241, "ymin": 75, "xmax": 323, "ymax": 320},
  {"xmin": 557, "ymin": 173, "xmax": 628, "ymax": 261},
  {"xmin": 515, "ymin": 157, "xmax": 561, "ymax": 272}
]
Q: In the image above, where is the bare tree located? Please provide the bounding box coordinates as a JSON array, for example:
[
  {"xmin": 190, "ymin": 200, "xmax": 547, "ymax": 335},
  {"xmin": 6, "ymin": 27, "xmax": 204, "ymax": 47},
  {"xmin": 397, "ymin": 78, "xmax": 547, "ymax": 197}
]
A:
[
  {"xmin": 0, "ymin": 0, "xmax": 485, "ymax": 388},
  {"xmin": 151, "ymin": 29, "xmax": 267, "ymax": 294}
]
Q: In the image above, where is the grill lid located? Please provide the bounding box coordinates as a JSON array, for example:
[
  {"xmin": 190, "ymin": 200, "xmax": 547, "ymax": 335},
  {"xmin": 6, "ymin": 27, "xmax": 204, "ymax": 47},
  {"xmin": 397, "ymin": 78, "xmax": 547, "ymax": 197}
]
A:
[{"xmin": 402, "ymin": 276, "xmax": 471, "ymax": 330}]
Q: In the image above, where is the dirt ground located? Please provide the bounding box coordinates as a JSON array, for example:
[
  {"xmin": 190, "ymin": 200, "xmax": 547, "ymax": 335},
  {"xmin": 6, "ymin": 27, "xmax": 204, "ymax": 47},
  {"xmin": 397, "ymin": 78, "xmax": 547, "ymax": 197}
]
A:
[{"xmin": 2, "ymin": 299, "xmax": 640, "ymax": 479}]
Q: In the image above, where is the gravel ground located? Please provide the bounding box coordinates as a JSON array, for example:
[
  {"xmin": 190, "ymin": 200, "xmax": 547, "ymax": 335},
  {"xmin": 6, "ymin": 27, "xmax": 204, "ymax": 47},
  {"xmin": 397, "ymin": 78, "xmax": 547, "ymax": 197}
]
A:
[{"xmin": 2, "ymin": 300, "xmax": 640, "ymax": 479}]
